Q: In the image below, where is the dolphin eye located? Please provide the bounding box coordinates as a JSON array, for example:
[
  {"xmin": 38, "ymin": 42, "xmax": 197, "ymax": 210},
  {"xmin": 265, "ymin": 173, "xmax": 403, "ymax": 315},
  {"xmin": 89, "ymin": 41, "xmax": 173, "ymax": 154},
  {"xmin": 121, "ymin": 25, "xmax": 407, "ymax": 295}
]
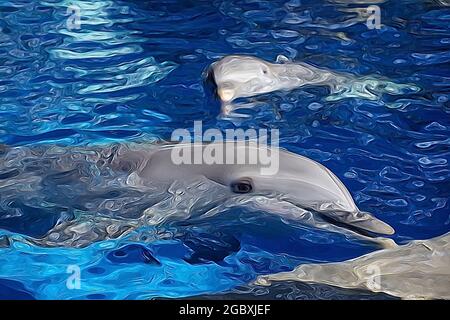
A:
[{"xmin": 230, "ymin": 178, "xmax": 253, "ymax": 194}]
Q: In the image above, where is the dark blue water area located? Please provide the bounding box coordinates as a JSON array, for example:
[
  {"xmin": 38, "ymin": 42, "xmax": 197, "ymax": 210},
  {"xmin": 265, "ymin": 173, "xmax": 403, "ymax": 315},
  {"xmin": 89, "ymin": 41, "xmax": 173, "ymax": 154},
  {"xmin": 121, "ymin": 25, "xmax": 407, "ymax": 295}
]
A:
[
  {"xmin": 0, "ymin": 279, "xmax": 35, "ymax": 300},
  {"xmin": 0, "ymin": 0, "xmax": 449, "ymax": 299}
]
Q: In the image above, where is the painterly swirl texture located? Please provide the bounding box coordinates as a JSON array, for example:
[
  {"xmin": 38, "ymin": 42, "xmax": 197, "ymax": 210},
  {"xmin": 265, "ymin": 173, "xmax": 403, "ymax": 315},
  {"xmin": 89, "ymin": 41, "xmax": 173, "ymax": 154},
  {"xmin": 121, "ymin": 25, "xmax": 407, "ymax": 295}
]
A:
[{"xmin": 0, "ymin": 0, "xmax": 449, "ymax": 299}]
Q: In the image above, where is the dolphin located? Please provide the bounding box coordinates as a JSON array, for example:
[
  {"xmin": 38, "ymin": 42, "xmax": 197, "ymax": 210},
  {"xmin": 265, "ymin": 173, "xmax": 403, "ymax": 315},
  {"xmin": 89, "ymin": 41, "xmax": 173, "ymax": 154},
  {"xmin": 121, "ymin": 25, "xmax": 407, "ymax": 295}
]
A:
[
  {"xmin": 207, "ymin": 55, "xmax": 420, "ymax": 114},
  {"xmin": 0, "ymin": 141, "xmax": 394, "ymax": 248},
  {"xmin": 256, "ymin": 232, "xmax": 450, "ymax": 300}
]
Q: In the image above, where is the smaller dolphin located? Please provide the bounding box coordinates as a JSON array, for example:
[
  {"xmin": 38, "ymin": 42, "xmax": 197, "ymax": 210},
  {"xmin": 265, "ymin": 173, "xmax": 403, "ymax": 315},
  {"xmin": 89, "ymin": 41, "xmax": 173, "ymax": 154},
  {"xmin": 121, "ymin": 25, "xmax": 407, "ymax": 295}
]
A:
[
  {"xmin": 208, "ymin": 55, "xmax": 342, "ymax": 103},
  {"xmin": 207, "ymin": 55, "xmax": 419, "ymax": 114}
]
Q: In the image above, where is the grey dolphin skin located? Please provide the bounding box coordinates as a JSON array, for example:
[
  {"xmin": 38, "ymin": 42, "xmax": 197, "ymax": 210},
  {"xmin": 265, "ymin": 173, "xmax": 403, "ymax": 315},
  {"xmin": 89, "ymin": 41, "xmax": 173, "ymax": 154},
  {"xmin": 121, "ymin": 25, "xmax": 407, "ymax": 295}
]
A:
[
  {"xmin": 209, "ymin": 55, "xmax": 343, "ymax": 103},
  {"xmin": 0, "ymin": 142, "xmax": 394, "ymax": 248},
  {"xmin": 208, "ymin": 55, "xmax": 419, "ymax": 114},
  {"xmin": 256, "ymin": 232, "xmax": 450, "ymax": 300}
]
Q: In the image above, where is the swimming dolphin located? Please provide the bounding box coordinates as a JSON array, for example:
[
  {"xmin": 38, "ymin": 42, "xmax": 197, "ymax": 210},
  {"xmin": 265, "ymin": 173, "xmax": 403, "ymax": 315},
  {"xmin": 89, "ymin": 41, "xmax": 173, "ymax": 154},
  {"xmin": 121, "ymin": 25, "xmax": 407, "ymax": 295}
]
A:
[
  {"xmin": 256, "ymin": 231, "xmax": 450, "ymax": 300},
  {"xmin": 0, "ymin": 142, "xmax": 394, "ymax": 248},
  {"xmin": 207, "ymin": 55, "xmax": 419, "ymax": 114},
  {"xmin": 208, "ymin": 55, "xmax": 341, "ymax": 103}
]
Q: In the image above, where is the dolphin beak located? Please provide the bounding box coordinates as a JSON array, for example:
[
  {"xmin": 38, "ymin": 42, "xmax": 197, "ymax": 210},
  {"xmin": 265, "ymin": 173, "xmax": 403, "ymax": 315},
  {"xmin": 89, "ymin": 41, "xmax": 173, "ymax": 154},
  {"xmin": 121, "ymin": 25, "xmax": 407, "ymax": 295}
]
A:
[
  {"xmin": 349, "ymin": 211, "xmax": 396, "ymax": 235},
  {"xmin": 218, "ymin": 88, "xmax": 235, "ymax": 102},
  {"xmin": 363, "ymin": 217, "xmax": 396, "ymax": 235}
]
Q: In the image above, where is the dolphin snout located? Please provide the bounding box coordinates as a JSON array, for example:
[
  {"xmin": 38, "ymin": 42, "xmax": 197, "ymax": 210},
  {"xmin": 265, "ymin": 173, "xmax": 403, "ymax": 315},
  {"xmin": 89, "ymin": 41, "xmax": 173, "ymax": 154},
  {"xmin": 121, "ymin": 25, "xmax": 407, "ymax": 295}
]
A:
[
  {"xmin": 204, "ymin": 63, "xmax": 237, "ymax": 103},
  {"xmin": 218, "ymin": 88, "xmax": 235, "ymax": 102}
]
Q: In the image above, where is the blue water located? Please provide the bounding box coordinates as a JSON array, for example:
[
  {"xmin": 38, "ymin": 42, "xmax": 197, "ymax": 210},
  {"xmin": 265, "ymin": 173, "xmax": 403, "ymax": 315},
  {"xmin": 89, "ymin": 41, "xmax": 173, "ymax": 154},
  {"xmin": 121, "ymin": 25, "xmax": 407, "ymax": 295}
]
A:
[{"xmin": 0, "ymin": 0, "xmax": 449, "ymax": 299}]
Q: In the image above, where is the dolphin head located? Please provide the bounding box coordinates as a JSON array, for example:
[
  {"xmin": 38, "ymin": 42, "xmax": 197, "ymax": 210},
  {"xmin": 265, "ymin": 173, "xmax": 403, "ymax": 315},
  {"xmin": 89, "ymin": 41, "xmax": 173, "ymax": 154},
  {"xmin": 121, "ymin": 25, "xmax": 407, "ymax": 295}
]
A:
[
  {"xmin": 139, "ymin": 142, "xmax": 395, "ymax": 236},
  {"xmin": 207, "ymin": 55, "xmax": 277, "ymax": 103}
]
